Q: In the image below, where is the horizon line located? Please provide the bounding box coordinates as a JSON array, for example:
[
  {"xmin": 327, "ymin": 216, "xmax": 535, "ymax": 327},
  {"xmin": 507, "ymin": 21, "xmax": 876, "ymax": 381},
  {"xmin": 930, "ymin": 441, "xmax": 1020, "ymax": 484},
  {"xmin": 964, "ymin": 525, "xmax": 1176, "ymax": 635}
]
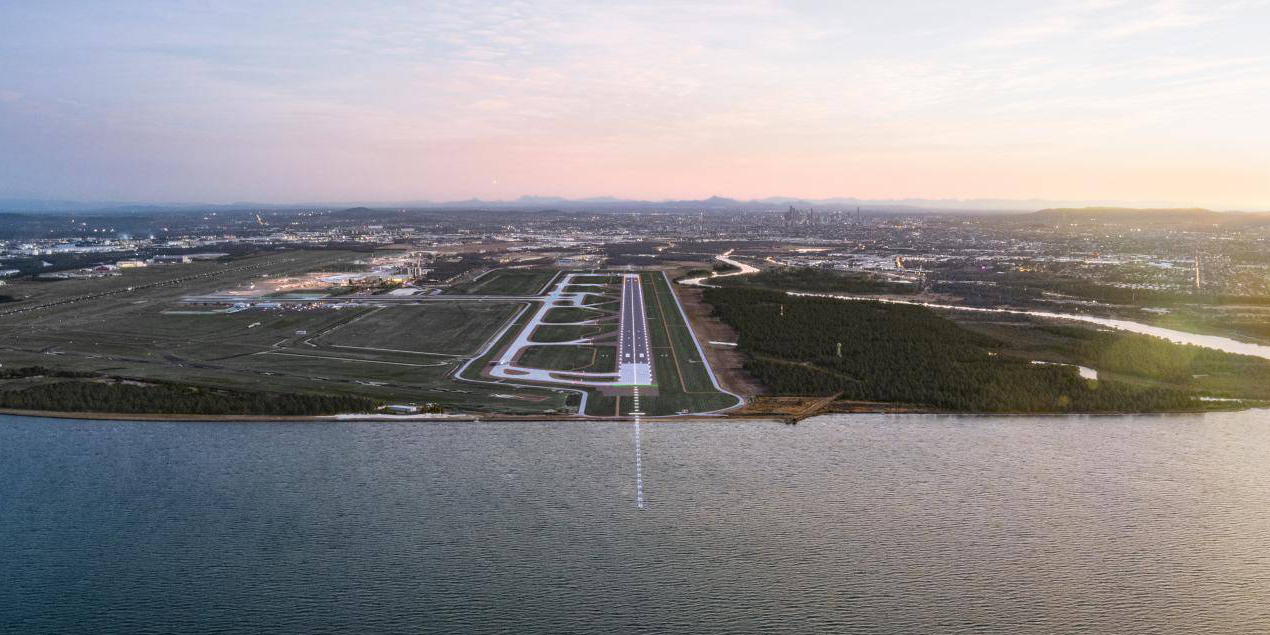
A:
[{"xmin": 2, "ymin": 194, "xmax": 1266, "ymax": 214}]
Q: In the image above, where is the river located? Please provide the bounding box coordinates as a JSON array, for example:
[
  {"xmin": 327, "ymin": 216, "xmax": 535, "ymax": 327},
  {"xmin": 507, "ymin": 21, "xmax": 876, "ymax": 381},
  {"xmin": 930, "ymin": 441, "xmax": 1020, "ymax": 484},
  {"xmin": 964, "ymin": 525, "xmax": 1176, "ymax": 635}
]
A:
[{"xmin": 3, "ymin": 413, "xmax": 1269, "ymax": 634}]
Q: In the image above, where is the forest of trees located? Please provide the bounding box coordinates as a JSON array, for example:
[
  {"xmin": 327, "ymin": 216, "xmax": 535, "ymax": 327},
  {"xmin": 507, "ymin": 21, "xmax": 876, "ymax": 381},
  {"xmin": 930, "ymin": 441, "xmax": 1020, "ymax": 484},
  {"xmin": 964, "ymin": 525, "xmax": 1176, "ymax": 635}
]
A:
[
  {"xmin": 0, "ymin": 373, "xmax": 378, "ymax": 415},
  {"xmin": 704, "ymin": 287, "xmax": 1198, "ymax": 412},
  {"xmin": 1031, "ymin": 324, "xmax": 1270, "ymax": 398}
]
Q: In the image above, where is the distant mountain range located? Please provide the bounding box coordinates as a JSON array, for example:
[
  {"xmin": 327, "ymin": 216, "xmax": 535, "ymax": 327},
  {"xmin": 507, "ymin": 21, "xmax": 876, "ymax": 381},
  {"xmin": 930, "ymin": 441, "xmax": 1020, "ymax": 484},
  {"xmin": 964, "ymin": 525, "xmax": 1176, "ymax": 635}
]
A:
[
  {"xmin": 1026, "ymin": 207, "xmax": 1270, "ymax": 228},
  {"xmin": 3, "ymin": 195, "xmax": 1258, "ymax": 215}
]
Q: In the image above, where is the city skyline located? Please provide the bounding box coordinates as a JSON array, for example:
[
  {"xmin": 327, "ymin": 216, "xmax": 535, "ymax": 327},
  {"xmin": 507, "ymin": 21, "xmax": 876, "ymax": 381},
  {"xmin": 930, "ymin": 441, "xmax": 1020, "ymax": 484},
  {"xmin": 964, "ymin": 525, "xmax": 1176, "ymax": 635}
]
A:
[{"xmin": 2, "ymin": 1, "xmax": 1269, "ymax": 208}]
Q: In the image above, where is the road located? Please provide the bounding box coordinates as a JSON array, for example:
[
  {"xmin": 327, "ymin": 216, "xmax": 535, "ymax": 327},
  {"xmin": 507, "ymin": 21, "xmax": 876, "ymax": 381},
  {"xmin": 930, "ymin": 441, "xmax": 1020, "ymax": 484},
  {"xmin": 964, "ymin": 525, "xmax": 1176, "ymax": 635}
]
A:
[{"xmin": 676, "ymin": 250, "xmax": 760, "ymax": 287}]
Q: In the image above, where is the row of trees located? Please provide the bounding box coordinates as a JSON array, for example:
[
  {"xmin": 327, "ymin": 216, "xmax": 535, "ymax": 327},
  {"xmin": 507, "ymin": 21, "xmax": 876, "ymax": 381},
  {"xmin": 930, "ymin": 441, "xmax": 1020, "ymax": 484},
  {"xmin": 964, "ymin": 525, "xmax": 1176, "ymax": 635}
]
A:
[
  {"xmin": 1, "ymin": 366, "xmax": 97, "ymax": 379},
  {"xmin": 938, "ymin": 270, "xmax": 1270, "ymax": 309},
  {"xmin": 704, "ymin": 287, "xmax": 1197, "ymax": 412},
  {"xmin": 0, "ymin": 379, "xmax": 378, "ymax": 415},
  {"xmin": 721, "ymin": 267, "xmax": 914, "ymax": 295}
]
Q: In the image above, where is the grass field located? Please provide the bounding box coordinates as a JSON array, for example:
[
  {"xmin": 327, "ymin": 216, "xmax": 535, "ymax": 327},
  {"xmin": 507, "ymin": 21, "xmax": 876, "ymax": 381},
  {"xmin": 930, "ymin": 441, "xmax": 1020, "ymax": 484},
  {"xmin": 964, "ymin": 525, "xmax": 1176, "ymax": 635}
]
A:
[
  {"xmin": 529, "ymin": 323, "xmax": 617, "ymax": 343},
  {"xmin": 628, "ymin": 272, "xmax": 740, "ymax": 415},
  {"xmin": 582, "ymin": 293, "xmax": 616, "ymax": 306},
  {"xmin": 0, "ymin": 251, "xmax": 365, "ymax": 354},
  {"xmin": 459, "ymin": 304, "xmax": 534, "ymax": 384},
  {"xmin": 318, "ymin": 303, "xmax": 519, "ymax": 356},
  {"xmin": 0, "ymin": 260, "xmax": 738, "ymax": 417},
  {"xmin": 447, "ymin": 268, "xmax": 558, "ymax": 296},
  {"xmin": 0, "ymin": 250, "xmax": 575, "ymax": 414},
  {"xmin": 542, "ymin": 306, "xmax": 610, "ymax": 323},
  {"xmin": 454, "ymin": 302, "xmax": 583, "ymax": 414},
  {"xmin": 565, "ymin": 284, "xmax": 615, "ymax": 294},
  {"xmin": 232, "ymin": 349, "xmax": 454, "ymax": 383},
  {"xmin": 517, "ymin": 345, "xmax": 616, "ymax": 373},
  {"xmin": 570, "ymin": 275, "xmax": 621, "ymax": 284},
  {"xmin": 140, "ymin": 308, "xmax": 374, "ymax": 350}
]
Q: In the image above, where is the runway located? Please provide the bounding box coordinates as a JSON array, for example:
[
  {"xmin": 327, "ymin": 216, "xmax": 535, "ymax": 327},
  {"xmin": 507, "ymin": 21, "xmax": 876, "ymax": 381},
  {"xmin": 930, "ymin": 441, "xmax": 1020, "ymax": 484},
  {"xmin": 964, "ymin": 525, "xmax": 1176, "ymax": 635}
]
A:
[{"xmin": 618, "ymin": 273, "xmax": 654, "ymax": 386}]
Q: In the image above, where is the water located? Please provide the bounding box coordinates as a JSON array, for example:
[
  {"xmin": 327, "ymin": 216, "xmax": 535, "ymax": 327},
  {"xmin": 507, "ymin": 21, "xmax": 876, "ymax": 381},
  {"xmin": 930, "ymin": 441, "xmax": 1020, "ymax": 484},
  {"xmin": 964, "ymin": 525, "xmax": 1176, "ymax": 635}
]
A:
[{"xmin": 3, "ymin": 413, "xmax": 1270, "ymax": 634}]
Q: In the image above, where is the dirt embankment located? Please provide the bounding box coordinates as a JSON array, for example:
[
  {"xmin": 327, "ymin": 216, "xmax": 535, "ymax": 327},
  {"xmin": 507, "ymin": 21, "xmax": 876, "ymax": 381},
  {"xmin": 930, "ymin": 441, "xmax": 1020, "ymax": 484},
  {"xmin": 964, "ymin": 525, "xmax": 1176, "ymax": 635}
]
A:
[
  {"xmin": 672, "ymin": 283, "xmax": 766, "ymax": 398},
  {"xmin": 727, "ymin": 396, "xmax": 927, "ymax": 420}
]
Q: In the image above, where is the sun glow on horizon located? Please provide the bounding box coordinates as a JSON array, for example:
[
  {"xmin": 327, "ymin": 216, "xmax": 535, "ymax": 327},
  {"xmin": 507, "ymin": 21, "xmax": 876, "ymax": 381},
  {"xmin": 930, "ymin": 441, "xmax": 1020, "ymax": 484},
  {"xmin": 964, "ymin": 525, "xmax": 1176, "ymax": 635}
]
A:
[{"xmin": 1, "ymin": 1, "xmax": 1268, "ymax": 208}]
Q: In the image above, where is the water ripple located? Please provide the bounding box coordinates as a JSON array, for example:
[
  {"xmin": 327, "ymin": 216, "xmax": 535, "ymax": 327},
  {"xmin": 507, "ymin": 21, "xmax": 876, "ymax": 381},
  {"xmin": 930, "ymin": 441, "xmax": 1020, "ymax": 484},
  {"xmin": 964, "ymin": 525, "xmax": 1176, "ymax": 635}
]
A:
[{"xmin": 2, "ymin": 412, "xmax": 1269, "ymax": 633}]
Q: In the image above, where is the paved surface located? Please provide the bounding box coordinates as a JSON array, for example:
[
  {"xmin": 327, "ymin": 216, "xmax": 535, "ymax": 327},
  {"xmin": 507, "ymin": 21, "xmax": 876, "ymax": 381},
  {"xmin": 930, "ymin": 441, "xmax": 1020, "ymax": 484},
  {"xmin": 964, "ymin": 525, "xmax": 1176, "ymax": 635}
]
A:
[
  {"xmin": 485, "ymin": 273, "xmax": 623, "ymax": 387},
  {"xmin": 676, "ymin": 249, "xmax": 760, "ymax": 287},
  {"xmin": 617, "ymin": 273, "xmax": 653, "ymax": 386}
]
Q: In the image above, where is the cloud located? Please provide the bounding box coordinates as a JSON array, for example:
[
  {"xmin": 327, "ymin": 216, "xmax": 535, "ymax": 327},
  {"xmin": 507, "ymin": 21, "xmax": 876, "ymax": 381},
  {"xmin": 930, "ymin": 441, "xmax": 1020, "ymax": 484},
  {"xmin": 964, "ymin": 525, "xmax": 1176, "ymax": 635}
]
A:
[
  {"xmin": 1096, "ymin": 0, "xmax": 1213, "ymax": 38},
  {"xmin": 971, "ymin": 17, "xmax": 1076, "ymax": 48},
  {"xmin": 1, "ymin": 0, "xmax": 1267, "ymax": 205}
]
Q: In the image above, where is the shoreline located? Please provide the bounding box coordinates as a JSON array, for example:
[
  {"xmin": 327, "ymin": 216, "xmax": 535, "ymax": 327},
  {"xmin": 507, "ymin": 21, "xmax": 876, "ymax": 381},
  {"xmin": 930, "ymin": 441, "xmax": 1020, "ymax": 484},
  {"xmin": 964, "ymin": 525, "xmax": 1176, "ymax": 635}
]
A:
[{"xmin": 1, "ymin": 404, "xmax": 1259, "ymax": 424}]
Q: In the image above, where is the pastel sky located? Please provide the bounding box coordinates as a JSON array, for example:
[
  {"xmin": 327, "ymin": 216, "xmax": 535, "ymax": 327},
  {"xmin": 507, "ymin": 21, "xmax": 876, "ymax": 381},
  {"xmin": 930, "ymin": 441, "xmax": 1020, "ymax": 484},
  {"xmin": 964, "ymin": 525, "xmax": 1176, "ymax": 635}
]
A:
[{"xmin": 1, "ymin": 1, "xmax": 1268, "ymax": 207}]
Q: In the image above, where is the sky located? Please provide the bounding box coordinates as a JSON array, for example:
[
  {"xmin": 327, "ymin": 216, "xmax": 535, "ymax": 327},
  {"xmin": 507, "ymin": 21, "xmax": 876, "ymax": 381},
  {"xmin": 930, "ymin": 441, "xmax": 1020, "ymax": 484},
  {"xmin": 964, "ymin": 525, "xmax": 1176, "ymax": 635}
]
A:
[{"xmin": 1, "ymin": 0, "xmax": 1268, "ymax": 208}]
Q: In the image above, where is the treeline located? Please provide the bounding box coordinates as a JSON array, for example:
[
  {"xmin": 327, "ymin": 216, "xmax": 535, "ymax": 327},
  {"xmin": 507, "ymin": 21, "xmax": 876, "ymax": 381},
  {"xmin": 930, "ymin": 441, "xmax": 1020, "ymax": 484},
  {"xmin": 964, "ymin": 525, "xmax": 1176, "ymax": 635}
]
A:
[
  {"xmin": 0, "ymin": 365, "xmax": 96, "ymax": 379},
  {"xmin": 1040, "ymin": 279, "xmax": 1270, "ymax": 307},
  {"xmin": 930, "ymin": 281, "xmax": 1042, "ymax": 307},
  {"xmin": 704, "ymin": 287, "xmax": 1196, "ymax": 412},
  {"xmin": 947, "ymin": 272, "xmax": 1270, "ymax": 308},
  {"xmin": 675, "ymin": 269, "xmax": 712, "ymax": 282},
  {"xmin": 721, "ymin": 267, "xmax": 914, "ymax": 295},
  {"xmin": 0, "ymin": 378, "xmax": 378, "ymax": 415}
]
